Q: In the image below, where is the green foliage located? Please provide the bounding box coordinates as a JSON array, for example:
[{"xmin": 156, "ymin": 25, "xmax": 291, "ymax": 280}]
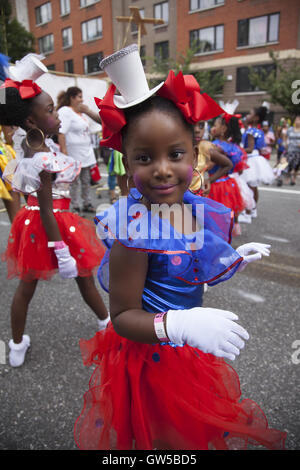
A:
[
  {"xmin": 0, "ymin": 0, "xmax": 35, "ymax": 61},
  {"xmin": 249, "ymin": 50, "xmax": 300, "ymax": 119},
  {"xmin": 148, "ymin": 46, "xmax": 226, "ymax": 100}
]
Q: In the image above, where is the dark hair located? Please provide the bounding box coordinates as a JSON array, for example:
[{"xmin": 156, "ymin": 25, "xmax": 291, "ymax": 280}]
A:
[
  {"xmin": 221, "ymin": 115, "xmax": 242, "ymax": 144},
  {"xmin": 121, "ymin": 95, "xmax": 194, "ymax": 151},
  {"xmin": 0, "ymin": 86, "xmax": 36, "ymax": 128},
  {"xmin": 254, "ymin": 106, "xmax": 268, "ymax": 124},
  {"xmin": 56, "ymin": 86, "xmax": 82, "ymax": 110}
]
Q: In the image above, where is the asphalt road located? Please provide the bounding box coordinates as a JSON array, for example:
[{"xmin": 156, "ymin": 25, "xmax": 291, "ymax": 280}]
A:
[{"xmin": 0, "ymin": 169, "xmax": 299, "ymax": 450}]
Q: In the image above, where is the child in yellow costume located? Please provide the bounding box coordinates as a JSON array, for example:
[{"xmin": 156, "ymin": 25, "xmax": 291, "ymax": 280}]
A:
[{"xmin": 0, "ymin": 126, "xmax": 21, "ymax": 222}]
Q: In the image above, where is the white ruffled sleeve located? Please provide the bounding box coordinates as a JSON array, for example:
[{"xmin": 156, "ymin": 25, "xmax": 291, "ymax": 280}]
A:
[{"xmin": 3, "ymin": 151, "xmax": 81, "ymax": 194}]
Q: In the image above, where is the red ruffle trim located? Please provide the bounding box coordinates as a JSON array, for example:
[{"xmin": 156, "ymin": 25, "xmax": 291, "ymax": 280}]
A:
[
  {"xmin": 208, "ymin": 178, "xmax": 245, "ymax": 215},
  {"xmin": 74, "ymin": 324, "xmax": 286, "ymax": 450},
  {"xmin": 2, "ymin": 199, "xmax": 106, "ymax": 281}
]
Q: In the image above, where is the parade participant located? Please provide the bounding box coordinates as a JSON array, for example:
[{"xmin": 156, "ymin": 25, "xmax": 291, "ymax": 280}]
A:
[
  {"xmin": 0, "ymin": 55, "xmax": 108, "ymax": 368},
  {"xmin": 74, "ymin": 45, "xmax": 285, "ymax": 451},
  {"xmin": 190, "ymin": 120, "xmax": 233, "ymax": 197},
  {"xmin": 283, "ymin": 115, "xmax": 300, "ymax": 186},
  {"xmin": 262, "ymin": 121, "xmax": 275, "ymax": 160},
  {"xmin": 209, "ymin": 114, "xmax": 246, "ymax": 234},
  {"xmin": 57, "ymin": 87, "xmax": 101, "ymax": 214},
  {"xmin": 240, "ymin": 106, "xmax": 275, "ymax": 217},
  {"xmin": 0, "ymin": 54, "xmax": 21, "ymax": 222}
]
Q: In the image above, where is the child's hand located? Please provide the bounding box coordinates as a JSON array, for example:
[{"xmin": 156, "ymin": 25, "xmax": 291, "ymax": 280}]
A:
[
  {"xmin": 54, "ymin": 245, "xmax": 78, "ymax": 279},
  {"xmin": 236, "ymin": 243, "xmax": 271, "ymax": 272},
  {"xmin": 166, "ymin": 307, "xmax": 249, "ymax": 361}
]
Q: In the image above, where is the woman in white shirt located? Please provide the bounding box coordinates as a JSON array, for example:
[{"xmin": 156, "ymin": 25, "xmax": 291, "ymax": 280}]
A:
[{"xmin": 57, "ymin": 87, "xmax": 101, "ymax": 213}]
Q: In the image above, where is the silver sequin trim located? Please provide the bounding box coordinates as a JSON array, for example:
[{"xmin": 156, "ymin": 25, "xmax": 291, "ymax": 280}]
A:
[
  {"xmin": 25, "ymin": 206, "xmax": 68, "ymax": 213},
  {"xmin": 100, "ymin": 44, "xmax": 138, "ymax": 70}
]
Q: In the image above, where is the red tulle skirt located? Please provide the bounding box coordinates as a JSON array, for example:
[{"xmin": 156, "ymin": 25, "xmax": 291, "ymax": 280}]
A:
[
  {"xmin": 74, "ymin": 324, "xmax": 286, "ymax": 450},
  {"xmin": 2, "ymin": 196, "xmax": 106, "ymax": 281},
  {"xmin": 208, "ymin": 177, "xmax": 245, "ymax": 216}
]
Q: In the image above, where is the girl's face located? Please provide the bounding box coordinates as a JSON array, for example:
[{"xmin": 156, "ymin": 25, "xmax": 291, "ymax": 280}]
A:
[
  {"xmin": 294, "ymin": 116, "xmax": 300, "ymax": 127},
  {"xmin": 246, "ymin": 109, "xmax": 257, "ymax": 125},
  {"xmin": 210, "ymin": 117, "xmax": 226, "ymax": 139},
  {"xmin": 123, "ymin": 109, "xmax": 198, "ymax": 206},
  {"xmin": 27, "ymin": 91, "xmax": 61, "ymax": 135},
  {"xmin": 194, "ymin": 121, "xmax": 205, "ymax": 143}
]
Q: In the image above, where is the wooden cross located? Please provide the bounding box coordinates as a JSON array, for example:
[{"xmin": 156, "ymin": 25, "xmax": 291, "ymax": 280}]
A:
[{"xmin": 116, "ymin": 6, "xmax": 165, "ymax": 52}]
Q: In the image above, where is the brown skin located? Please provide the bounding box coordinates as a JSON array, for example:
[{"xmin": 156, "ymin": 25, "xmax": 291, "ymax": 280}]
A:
[
  {"xmin": 10, "ymin": 91, "xmax": 107, "ymax": 344},
  {"xmin": 109, "ymin": 109, "xmax": 198, "ymax": 343}
]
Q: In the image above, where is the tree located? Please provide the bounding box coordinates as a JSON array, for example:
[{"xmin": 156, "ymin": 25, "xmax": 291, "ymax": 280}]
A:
[
  {"xmin": 249, "ymin": 50, "xmax": 300, "ymax": 119},
  {"xmin": 148, "ymin": 46, "xmax": 226, "ymax": 101},
  {"xmin": 0, "ymin": 0, "xmax": 35, "ymax": 62}
]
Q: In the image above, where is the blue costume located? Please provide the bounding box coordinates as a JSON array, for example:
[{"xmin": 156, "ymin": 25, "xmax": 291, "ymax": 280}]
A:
[{"xmin": 242, "ymin": 127, "xmax": 265, "ymax": 152}]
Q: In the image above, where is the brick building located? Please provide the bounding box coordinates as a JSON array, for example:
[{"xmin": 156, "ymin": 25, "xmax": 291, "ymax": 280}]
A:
[
  {"xmin": 24, "ymin": 0, "xmax": 114, "ymax": 76},
  {"xmin": 177, "ymin": 0, "xmax": 300, "ymax": 117}
]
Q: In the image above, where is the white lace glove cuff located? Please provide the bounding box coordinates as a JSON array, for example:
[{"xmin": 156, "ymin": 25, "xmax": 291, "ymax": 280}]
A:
[{"xmin": 54, "ymin": 244, "xmax": 78, "ymax": 279}]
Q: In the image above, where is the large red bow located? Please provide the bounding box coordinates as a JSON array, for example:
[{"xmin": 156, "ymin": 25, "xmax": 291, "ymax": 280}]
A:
[
  {"xmin": 94, "ymin": 70, "xmax": 225, "ymax": 152},
  {"xmin": 157, "ymin": 71, "xmax": 224, "ymax": 123},
  {"xmin": 0, "ymin": 78, "xmax": 42, "ymax": 99},
  {"xmin": 94, "ymin": 84, "xmax": 126, "ymax": 152},
  {"xmin": 222, "ymin": 111, "xmax": 242, "ymax": 124}
]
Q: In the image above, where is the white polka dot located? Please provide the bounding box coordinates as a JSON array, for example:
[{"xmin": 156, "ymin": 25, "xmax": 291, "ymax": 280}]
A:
[
  {"xmin": 25, "ymin": 219, "xmax": 30, "ymax": 225},
  {"xmin": 69, "ymin": 226, "xmax": 76, "ymax": 232}
]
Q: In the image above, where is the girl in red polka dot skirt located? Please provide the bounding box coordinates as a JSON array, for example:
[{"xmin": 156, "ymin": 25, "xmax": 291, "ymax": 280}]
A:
[{"xmin": 0, "ymin": 56, "xmax": 108, "ymax": 368}]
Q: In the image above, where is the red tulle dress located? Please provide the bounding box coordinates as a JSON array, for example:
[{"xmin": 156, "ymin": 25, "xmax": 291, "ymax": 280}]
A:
[
  {"xmin": 74, "ymin": 189, "xmax": 286, "ymax": 451},
  {"xmin": 2, "ymin": 141, "xmax": 106, "ymax": 281}
]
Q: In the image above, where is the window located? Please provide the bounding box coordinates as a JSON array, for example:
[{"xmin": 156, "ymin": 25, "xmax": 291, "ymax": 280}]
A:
[
  {"xmin": 80, "ymin": 0, "xmax": 100, "ymax": 7},
  {"xmin": 190, "ymin": 0, "xmax": 224, "ymax": 11},
  {"xmin": 62, "ymin": 27, "xmax": 72, "ymax": 48},
  {"xmin": 236, "ymin": 64, "xmax": 276, "ymax": 93},
  {"xmin": 154, "ymin": 2, "xmax": 169, "ymax": 24},
  {"xmin": 190, "ymin": 25, "xmax": 224, "ymax": 54},
  {"xmin": 64, "ymin": 59, "xmax": 74, "ymax": 74},
  {"xmin": 81, "ymin": 17, "xmax": 102, "ymax": 42},
  {"xmin": 131, "ymin": 9, "xmax": 144, "ymax": 33},
  {"xmin": 154, "ymin": 41, "xmax": 169, "ymax": 60},
  {"xmin": 47, "ymin": 64, "xmax": 56, "ymax": 71},
  {"xmin": 238, "ymin": 13, "xmax": 280, "ymax": 47},
  {"xmin": 84, "ymin": 52, "xmax": 103, "ymax": 74},
  {"xmin": 60, "ymin": 0, "xmax": 70, "ymax": 15},
  {"xmin": 38, "ymin": 34, "xmax": 54, "ymax": 54},
  {"xmin": 35, "ymin": 2, "xmax": 52, "ymax": 25}
]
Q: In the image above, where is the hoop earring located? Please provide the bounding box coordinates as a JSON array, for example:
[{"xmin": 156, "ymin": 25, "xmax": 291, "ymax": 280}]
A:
[
  {"xmin": 189, "ymin": 168, "xmax": 204, "ymax": 195},
  {"xmin": 126, "ymin": 176, "xmax": 143, "ymax": 201},
  {"xmin": 26, "ymin": 128, "xmax": 45, "ymax": 151}
]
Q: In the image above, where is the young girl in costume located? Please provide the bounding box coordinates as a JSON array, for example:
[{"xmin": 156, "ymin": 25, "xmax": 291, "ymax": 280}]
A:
[
  {"xmin": 189, "ymin": 120, "xmax": 233, "ymax": 197},
  {"xmin": 240, "ymin": 106, "xmax": 275, "ymax": 217},
  {"xmin": 74, "ymin": 45, "xmax": 285, "ymax": 451},
  {"xmin": 0, "ymin": 55, "xmax": 108, "ymax": 368},
  {"xmin": 210, "ymin": 114, "xmax": 256, "ymax": 228}
]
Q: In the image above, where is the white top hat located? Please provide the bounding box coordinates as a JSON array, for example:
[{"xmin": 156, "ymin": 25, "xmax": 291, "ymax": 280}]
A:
[
  {"xmin": 100, "ymin": 44, "xmax": 164, "ymax": 109},
  {"xmin": 8, "ymin": 54, "xmax": 48, "ymax": 82}
]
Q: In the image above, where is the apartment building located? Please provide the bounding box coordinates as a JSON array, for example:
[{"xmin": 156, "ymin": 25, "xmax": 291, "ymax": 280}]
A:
[
  {"xmin": 177, "ymin": 0, "xmax": 300, "ymax": 116},
  {"xmin": 24, "ymin": 0, "xmax": 114, "ymax": 76}
]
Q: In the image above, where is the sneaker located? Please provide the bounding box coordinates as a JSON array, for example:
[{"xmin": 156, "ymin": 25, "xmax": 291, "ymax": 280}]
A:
[
  {"xmin": 238, "ymin": 211, "xmax": 252, "ymax": 224},
  {"xmin": 9, "ymin": 335, "xmax": 30, "ymax": 367},
  {"xmin": 98, "ymin": 315, "xmax": 110, "ymax": 331},
  {"xmin": 250, "ymin": 207, "xmax": 257, "ymax": 218}
]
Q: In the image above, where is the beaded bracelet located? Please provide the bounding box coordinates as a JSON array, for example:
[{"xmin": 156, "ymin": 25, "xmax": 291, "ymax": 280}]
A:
[{"xmin": 154, "ymin": 312, "xmax": 169, "ymax": 343}]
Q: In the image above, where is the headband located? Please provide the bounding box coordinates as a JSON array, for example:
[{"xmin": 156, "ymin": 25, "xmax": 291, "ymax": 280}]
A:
[
  {"xmin": 0, "ymin": 78, "xmax": 42, "ymax": 100},
  {"xmin": 95, "ymin": 70, "xmax": 225, "ymax": 152}
]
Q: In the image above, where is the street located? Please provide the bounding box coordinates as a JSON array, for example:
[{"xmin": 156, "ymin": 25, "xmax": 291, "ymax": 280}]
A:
[{"xmin": 0, "ymin": 173, "xmax": 299, "ymax": 450}]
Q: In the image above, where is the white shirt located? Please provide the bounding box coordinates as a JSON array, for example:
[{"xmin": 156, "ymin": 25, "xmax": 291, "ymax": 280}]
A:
[{"xmin": 58, "ymin": 106, "xmax": 96, "ymax": 168}]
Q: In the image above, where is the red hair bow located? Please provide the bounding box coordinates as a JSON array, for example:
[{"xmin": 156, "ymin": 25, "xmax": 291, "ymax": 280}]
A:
[
  {"xmin": 222, "ymin": 111, "xmax": 242, "ymax": 124},
  {"xmin": 157, "ymin": 70, "xmax": 224, "ymax": 123},
  {"xmin": 0, "ymin": 78, "xmax": 42, "ymax": 99},
  {"xmin": 94, "ymin": 71, "xmax": 225, "ymax": 152},
  {"xmin": 94, "ymin": 84, "xmax": 126, "ymax": 152}
]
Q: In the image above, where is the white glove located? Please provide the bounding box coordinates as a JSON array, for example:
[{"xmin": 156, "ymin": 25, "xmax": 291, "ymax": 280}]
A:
[
  {"xmin": 166, "ymin": 307, "xmax": 249, "ymax": 361},
  {"xmin": 236, "ymin": 242, "xmax": 271, "ymax": 272},
  {"xmin": 54, "ymin": 245, "xmax": 78, "ymax": 279}
]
